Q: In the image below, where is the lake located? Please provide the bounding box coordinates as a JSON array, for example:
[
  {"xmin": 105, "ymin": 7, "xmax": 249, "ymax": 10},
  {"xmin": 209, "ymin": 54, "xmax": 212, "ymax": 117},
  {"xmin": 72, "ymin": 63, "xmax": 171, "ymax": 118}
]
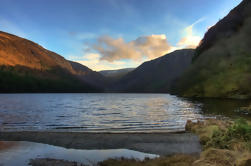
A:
[
  {"xmin": 0, "ymin": 93, "xmax": 250, "ymax": 132},
  {"xmin": 0, "ymin": 141, "xmax": 158, "ymax": 166}
]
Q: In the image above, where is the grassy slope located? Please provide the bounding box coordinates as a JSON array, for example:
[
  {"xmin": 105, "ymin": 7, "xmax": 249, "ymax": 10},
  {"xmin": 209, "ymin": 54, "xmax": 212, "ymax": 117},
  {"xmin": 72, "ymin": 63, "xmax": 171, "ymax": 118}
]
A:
[{"xmin": 176, "ymin": 1, "xmax": 251, "ymax": 99}]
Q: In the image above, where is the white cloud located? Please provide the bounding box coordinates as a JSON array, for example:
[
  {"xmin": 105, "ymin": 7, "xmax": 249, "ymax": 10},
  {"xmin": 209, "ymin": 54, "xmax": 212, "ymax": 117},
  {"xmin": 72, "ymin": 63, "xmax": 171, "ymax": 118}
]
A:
[
  {"xmin": 90, "ymin": 34, "xmax": 173, "ymax": 62},
  {"xmin": 75, "ymin": 53, "xmax": 139, "ymax": 71},
  {"xmin": 177, "ymin": 18, "xmax": 204, "ymax": 49},
  {"xmin": 73, "ymin": 18, "xmax": 205, "ymax": 70},
  {"xmin": 177, "ymin": 27, "xmax": 201, "ymax": 48}
]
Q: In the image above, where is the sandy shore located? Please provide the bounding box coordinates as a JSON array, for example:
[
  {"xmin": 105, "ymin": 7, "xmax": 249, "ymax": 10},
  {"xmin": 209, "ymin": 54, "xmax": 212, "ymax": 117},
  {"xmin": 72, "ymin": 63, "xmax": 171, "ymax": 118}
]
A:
[{"xmin": 0, "ymin": 131, "xmax": 201, "ymax": 156}]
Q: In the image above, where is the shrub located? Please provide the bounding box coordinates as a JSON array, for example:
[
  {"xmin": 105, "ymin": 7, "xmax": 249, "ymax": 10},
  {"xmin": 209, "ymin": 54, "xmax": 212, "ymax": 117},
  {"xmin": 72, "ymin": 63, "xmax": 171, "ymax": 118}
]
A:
[{"xmin": 206, "ymin": 118, "xmax": 251, "ymax": 151}]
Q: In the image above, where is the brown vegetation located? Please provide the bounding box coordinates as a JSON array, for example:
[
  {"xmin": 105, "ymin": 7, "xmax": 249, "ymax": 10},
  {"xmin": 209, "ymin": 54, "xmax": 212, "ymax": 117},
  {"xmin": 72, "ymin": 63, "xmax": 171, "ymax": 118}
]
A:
[
  {"xmin": 0, "ymin": 31, "xmax": 106, "ymax": 92},
  {"xmin": 0, "ymin": 31, "xmax": 74, "ymax": 72},
  {"xmin": 185, "ymin": 118, "xmax": 251, "ymax": 166},
  {"xmin": 99, "ymin": 155, "xmax": 197, "ymax": 166},
  {"xmin": 27, "ymin": 119, "xmax": 251, "ymax": 166},
  {"xmin": 96, "ymin": 118, "xmax": 251, "ymax": 166}
]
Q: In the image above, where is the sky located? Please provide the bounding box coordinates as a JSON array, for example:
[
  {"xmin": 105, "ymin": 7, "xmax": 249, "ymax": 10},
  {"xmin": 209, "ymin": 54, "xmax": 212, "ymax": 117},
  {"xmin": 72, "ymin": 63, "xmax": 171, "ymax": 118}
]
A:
[{"xmin": 0, "ymin": 0, "xmax": 242, "ymax": 71}]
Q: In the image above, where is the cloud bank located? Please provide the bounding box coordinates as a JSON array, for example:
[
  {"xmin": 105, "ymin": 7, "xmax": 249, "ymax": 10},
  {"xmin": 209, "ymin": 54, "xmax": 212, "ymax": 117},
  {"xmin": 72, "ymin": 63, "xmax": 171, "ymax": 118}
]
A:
[
  {"xmin": 75, "ymin": 53, "xmax": 141, "ymax": 71},
  {"xmin": 91, "ymin": 34, "xmax": 174, "ymax": 62},
  {"xmin": 89, "ymin": 22, "xmax": 202, "ymax": 62},
  {"xmin": 74, "ymin": 19, "xmax": 204, "ymax": 70}
]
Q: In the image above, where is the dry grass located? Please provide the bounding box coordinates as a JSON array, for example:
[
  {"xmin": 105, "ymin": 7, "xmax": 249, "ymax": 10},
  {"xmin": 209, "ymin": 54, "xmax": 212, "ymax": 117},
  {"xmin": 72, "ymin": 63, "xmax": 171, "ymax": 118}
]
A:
[
  {"xmin": 98, "ymin": 118, "xmax": 251, "ymax": 166},
  {"xmin": 99, "ymin": 154, "xmax": 198, "ymax": 166},
  {"xmin": 28, "ymin": 119, "xmax": 251, "ymax": 166}
]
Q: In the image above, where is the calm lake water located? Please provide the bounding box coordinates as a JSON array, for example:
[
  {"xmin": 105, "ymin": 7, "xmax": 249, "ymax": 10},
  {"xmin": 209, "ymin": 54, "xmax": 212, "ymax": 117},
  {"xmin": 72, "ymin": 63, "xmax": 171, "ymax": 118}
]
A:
[
  {"xmin": 0, "ymin": 141, "xmax": 158, "ymax": 166},
  {"xmin": 0, "ymin": 93, "xmax": 250, "ymax": 132}
]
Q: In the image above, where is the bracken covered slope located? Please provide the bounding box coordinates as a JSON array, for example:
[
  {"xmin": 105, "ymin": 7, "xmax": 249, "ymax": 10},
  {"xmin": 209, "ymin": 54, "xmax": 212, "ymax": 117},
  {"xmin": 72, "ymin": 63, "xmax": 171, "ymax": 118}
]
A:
[
  {"xmin": 0, "ymin": 32, "xmax": 74, "ymax": 71},
  {"xmin": 0, "ymin": 31, "xmax": 104, "ymax": 92}
]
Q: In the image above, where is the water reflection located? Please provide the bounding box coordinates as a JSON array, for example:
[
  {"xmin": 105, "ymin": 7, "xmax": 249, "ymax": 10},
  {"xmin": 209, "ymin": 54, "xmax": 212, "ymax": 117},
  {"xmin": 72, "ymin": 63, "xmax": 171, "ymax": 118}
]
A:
[
  {"xmin": 0, "ymin": 141, "xmax": 158, "ymax": 166},
  {"xmin": 188, "ymin": 98, "xmax": 251, "ymax": 120}
]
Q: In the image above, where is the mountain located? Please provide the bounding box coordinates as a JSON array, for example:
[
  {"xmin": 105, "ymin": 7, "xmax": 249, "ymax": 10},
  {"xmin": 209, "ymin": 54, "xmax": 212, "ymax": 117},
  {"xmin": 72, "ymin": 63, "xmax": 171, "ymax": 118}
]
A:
[
  {"xmin": 69, "ymin": 61, "xmax": 108, "ymax": 89},
  {"xmin": 0, "ymin": 32, "xmax": 74, "ymax": 72},
  {"xmin": 175, "ymin": 0, "xmax": 251, "ymax": 99},
  {"xmin": 110, "ymin": 49, "xmax": 194, "ymax": 93},
  {"xmin": 0, "ymin": 31, "xmax": 105, "ymax": 92},
  {"xmin": 99, "ymin": 68, "xmax": 135, "ymax": 80}
]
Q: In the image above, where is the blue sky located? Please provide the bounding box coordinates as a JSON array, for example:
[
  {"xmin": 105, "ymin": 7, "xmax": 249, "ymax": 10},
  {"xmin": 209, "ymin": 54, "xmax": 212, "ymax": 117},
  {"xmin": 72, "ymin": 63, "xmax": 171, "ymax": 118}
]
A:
[{"xmin": 0, "ymin": 0, "xmax": 242, "ymax": 71}]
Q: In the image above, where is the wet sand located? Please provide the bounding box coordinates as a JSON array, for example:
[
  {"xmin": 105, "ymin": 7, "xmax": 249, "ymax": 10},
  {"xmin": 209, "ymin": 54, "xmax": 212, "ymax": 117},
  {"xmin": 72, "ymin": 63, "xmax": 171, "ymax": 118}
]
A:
[
  {"xmin": 0, "ymin": 141, "xmax": 18, "ymax": 150},
  {"xmin": 0, "ymin": 131, "xmax": 201, "ymax": 156}
]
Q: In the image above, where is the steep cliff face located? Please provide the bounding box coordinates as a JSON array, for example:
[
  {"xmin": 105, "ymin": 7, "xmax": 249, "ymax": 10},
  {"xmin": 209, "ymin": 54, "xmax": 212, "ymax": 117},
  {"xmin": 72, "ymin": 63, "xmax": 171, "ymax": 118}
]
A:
[
  {"xmin": 0, "ymin": 31, "xmax": 103, "ymax": 92},
  {"xmin": 177, "ymin": 0, "xmax": 251, "ymax": 99},
  {"xmin": 111, "ymin": 49, "xmax": 194, "ymax": 93}
]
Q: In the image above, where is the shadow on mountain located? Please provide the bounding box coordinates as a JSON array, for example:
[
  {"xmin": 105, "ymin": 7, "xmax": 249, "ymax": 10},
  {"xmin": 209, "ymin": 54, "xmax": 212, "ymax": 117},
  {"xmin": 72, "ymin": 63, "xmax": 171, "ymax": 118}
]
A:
[{"xmin": 0, "ymin": 65, "xmax": 102, "ymax": 93}]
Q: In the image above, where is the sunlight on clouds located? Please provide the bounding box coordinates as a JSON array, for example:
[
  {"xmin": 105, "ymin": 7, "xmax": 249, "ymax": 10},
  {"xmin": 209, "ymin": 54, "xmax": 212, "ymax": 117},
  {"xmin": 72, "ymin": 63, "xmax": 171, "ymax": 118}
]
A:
[
  {"xmin": 177, "ymin": 33, "xmax": 201, "ymax": 48},
  {"xmin": 75, "ymin": 53, "xmax": 139, "ymax": 71},
  {"xmin": 177, "ymin": 19, "xmax": 204, "ymax": 49},
  {"xmin": 76, "ymin": 18, "xmax": 204, "ymax": 70},
  {"xmin": 91, "ymin": 34, "xmax": 173, "ymax": 62},
  {"xmin": 151, "ymin": 34, "xmax": 167, "ymax": 40},
  {"xmin": 85, "ymin": 53, "xmax": 100, "ymax": 61},
  {"xmin": 89, "ymin": 22, "xmax": 203, "ymax": 64},
  {"xmin": 93, "ymin": 36, "xmax": 141, "ymax": 62}
]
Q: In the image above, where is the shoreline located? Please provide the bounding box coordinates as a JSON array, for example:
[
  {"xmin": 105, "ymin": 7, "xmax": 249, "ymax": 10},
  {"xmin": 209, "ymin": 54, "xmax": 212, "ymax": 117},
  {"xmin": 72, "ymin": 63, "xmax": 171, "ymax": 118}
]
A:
[
  {"xmin": 0, "ymin": 129, "xmax": 187, "ymax": 134},
  {"xmin": 1, "ymin": 118, "xmax": 250, "ymax": 166},
  {"xmin": 0, "ymin": 131, "xmax": 201, "ymax": 156}
]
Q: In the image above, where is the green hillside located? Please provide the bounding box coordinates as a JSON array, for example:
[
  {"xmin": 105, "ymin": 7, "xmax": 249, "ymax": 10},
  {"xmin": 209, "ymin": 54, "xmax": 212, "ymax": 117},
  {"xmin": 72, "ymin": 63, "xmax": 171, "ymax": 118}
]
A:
[{"xmin": 176, "ymin": 0, "xmax": 251, "ymax": 99}]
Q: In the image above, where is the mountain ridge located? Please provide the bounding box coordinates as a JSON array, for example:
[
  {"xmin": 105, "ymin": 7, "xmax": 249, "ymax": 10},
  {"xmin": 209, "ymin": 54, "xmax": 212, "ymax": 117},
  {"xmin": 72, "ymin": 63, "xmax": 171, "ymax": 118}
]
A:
[
  {"xmin": 0, "ymin": 31, "xmax": 105, "ymax": 92},
  {"xmin": 176, "ymin": 0, "xmax": 251, "ymax": 99},
  {"xmin": 109, "ymin": 49, "xmax": 195, "ymax": 93}
]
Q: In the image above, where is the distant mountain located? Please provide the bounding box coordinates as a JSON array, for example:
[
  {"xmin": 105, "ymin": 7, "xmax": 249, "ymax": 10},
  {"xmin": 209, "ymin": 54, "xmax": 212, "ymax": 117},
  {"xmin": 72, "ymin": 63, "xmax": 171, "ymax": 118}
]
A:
[
  {"xmin": 69, "ymin": 61, "xmax": 108, "ymax": 89},
  {"xmin": 176, "ymin": 0, "xmax": 251, "ymax": 99},
  {"xmin": 99, "ymin": 68, "xmax": 134, "ymax": 80},
  {"xmin": 110, "ymin": 49, "xmax": 194, "ymax": 93},
  {"xmin": 0, "ymin": 31, "xmax": 104, "ymax": 92}
]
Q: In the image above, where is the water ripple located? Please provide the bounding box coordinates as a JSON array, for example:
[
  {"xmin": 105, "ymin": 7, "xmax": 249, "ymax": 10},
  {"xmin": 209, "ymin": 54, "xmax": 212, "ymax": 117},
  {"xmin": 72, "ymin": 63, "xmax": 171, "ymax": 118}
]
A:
[{"xmin": 0, "ymin": 93, "xmax": 203, "ymax": 132}]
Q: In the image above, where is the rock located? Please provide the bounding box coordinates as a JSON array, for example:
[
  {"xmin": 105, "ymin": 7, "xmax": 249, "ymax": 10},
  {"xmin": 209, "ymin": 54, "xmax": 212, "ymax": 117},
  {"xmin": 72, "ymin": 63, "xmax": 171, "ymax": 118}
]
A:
[{"xmin": 185, "ymin": 120, "xmax": 194, "ymax": 131}]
